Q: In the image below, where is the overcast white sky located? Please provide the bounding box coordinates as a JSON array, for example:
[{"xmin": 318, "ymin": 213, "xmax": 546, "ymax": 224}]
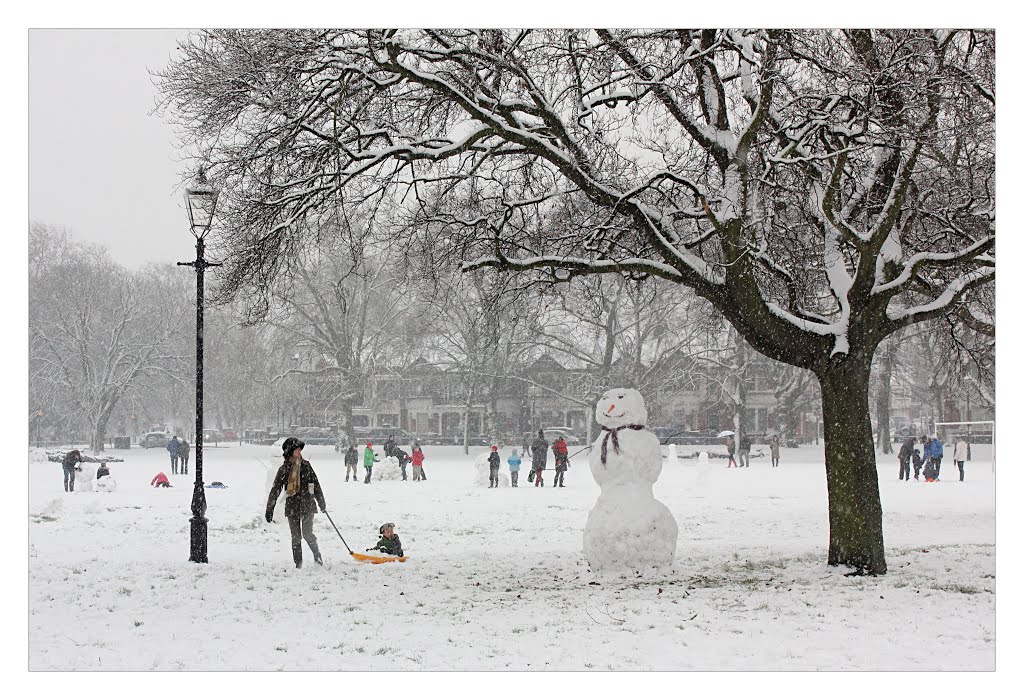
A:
[{"xmin": 29, "ymin": 29, "xmax": 193, "ymax": 268}]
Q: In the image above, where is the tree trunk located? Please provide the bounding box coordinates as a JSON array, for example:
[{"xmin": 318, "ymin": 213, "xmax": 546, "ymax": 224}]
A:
[
  {"xmin": 874, "ymin": 338, "xmax": 895, "ymax": 454},
  {"xmin": 818, "ymin": 360, "xmax": 887, "ymax": 575},
  {"xmin": 337, "ymin": 401, "xmax": 354, "ymax": 450}
]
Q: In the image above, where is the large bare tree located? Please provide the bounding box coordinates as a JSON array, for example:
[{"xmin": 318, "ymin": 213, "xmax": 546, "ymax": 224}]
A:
[
  {"xmin": 158, "ymin": 29, "xmax": 995, "ymax": 574},
  {"xmin": 30, "ymin": 224, "xmax": 189, "ymax": 451}
]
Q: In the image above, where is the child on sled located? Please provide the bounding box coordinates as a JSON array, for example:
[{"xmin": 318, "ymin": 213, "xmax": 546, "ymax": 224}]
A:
[{"xmin": 367, "ymin": 522, "xmax": 404, "ymax": 557}]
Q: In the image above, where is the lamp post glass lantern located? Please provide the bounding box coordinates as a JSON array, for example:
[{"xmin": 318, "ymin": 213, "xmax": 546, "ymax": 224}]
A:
[{"xmin": 179, "ymin": 168, "xmax": 221, "ymax": 564}]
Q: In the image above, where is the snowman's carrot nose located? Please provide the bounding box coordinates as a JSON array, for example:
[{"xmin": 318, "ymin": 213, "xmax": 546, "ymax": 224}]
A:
[{"xmin": 607, "ymin": 404, "xmax": 615, "ymax": 412}]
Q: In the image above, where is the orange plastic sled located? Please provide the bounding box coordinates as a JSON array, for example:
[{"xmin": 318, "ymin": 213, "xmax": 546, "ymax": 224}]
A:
[{"xmin": 350, "ymin": 552, "xmax": 408, "ymax": 564}]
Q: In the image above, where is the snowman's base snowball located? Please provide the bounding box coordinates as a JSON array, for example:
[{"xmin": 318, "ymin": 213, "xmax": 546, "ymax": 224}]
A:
[
  {"xmin": 474, "ymin": 453, "xmax": 509, "ymax": 487},
  {"xmin": 95, "ymin": 476, "xmax": 117, "ymax": 492},
  {"xmin": 583, "ymin": 495, "xmax": 678, "ymax": 570},
  {"xmin": 76, "ymin": 472, "xmax": 94, "ymax": 492},
  {"xmin": 373, "ymin": 456, "xmax": 404, "ymax": 481}
]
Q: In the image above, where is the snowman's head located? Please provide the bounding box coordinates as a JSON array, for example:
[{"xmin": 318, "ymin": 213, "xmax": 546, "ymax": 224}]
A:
[{"xmin": 595, "ymin": 388, "xmax": 647, "ymax": 429}]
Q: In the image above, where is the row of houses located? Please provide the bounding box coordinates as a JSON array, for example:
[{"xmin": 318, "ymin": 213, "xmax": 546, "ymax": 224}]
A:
[{"xmin": 286, "ymin": 352, "xmax": 815, "ymax": 442}]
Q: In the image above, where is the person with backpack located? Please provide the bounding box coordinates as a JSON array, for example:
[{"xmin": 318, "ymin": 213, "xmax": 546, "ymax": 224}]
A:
[
  {"xmin": 344, "ymin": 444, "xmax": 359, "ymax": 482},
  {"xmin": 266, "ymin": 437, "xmax": 327, "ymax": 569},
  {"xmin": 530, "ymin": 430, "xmax": 549, "ymax": 487},
  {"xmin": 167, "ymin": 436, "xmax": 181, "ymax": 475},
  {"xmin": 487, "ymin": 445, "xmax": 501, "ymax": 488},
  {"xmin": 551, "ymin": 435, "xmax": 569, "ymax": 487}
]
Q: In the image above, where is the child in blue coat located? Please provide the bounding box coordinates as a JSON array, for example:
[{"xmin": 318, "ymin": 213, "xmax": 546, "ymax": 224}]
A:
[{"xmin": 508, "ymin": 449, "xmax": 522, "ymax": 487}]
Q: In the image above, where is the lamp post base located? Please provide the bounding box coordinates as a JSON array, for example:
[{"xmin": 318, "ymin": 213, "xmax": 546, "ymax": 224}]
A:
[{"xmin": 189, "ymin": 516, "xmax": 209, "ymax": 563}]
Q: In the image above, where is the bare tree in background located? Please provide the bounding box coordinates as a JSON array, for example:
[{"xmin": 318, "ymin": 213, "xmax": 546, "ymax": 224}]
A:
[{"xmin": 30, "ymin": 224, "xmax": 188, "ymax": 451}]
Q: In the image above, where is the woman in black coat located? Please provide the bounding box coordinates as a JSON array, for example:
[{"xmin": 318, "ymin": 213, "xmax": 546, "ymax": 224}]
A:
[{"xmin": 266, "ymin": 438, "xmax": 328, "ymax": 568}]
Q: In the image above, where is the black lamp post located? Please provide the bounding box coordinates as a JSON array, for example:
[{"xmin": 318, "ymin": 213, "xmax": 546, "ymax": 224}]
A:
[{"xmin": 178, "ymin": 169, "xmax": 220, "ymax": 564}]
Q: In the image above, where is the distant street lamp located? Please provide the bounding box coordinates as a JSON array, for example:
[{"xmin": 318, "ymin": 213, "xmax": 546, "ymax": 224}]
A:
[
  {"xmin": 177, "ymin": 168, "xmax": 220, "ymax": 564},
  {"xmin": 527, "ymin": 385, "xmax": 543, "ymax": 431},
  {"xmin": 33, "ymin": 410, "xmax": 44, "ymax": 447}
]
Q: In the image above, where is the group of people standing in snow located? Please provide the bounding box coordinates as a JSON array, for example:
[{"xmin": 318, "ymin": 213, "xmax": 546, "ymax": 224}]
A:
[
  {"xmin": 898, "ymin": 434, "xmax": 971, "ymax": 482},
  {"xmin": 341, "ymin": 435, "xmax": 428, "ymax": 484},
  {"xmin": 488, "ymin": 430, "xmax": 571, "ymax": 488},
  {"xmin": 723, "ymin": 434, "xmax": 782, "ymax": 468},
  {"xmin": 166, "ymin": 435, "xmax": 191, "ymax": 475}
]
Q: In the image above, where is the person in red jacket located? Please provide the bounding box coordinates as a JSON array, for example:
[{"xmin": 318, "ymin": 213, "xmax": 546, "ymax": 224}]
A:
[
  {"xmin": 151, "ymin": 472, "xmax": 172, "ymax": 488},
  {"xmin": 551, "ymin": 435, "xmax": 569, "ymax": 487},
  {"xmin": 410, "ymin": 445, "xmax": 425, "ymax": 481}
]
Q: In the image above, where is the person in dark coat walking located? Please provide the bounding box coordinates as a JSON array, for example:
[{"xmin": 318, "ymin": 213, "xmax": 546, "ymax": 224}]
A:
[
  {"xmin": 266, "ymin": 437, "xmax": 327, "ymax": 568},
  {"xmin": 62, "ymin": 449, "xmax": 82, "ymax": 492},
  {"xmin": 531, "ymin": 430, "xmax": 549, "ymax": 487},
  {"xmin": 344, "ymin": 445, "xmax": 359, "ymax": 482},
  {"xmin": 179, "ymin": 438, "xmax": 190, "ymax": 475},
  {"xmin": 898, "ymin": 436, "xmax": 916, "ymax": 481},
  {"xmin": 487, "ymin": 445, "xmax": 501, "ymax": 487},
  {"xmin": 167, "ymin": 436, "xmax": 181, "ymax": 475}
]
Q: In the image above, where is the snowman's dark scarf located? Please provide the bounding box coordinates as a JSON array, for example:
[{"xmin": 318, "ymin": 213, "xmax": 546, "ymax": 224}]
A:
[{"xmin": 599, "ymin": 423, "xmax": 646, "ymax": 464}]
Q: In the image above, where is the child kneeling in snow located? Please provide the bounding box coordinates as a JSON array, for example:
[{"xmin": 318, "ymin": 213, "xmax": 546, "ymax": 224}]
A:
[
  {"xmin": 151, "ymin": 472, "xmax": 172, "ymax": 488},
  {"xmin": 367, "ymin": 522, "xmax": 403, "ymax": 557}
]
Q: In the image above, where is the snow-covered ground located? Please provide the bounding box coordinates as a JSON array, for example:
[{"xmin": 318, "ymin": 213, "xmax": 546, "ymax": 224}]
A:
[{"xmin": 28, "ymin": 442, "xmax": 995, "ymax": 671}]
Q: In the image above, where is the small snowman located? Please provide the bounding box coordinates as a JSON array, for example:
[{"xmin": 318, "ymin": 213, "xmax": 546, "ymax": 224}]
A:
[
  {"xmin": 583, "ymin": 388, "xmax": 678, "ymax": 570},
  {"xmin": 76, "ymin": 465, "xmax": 94, "ymax": 492}
]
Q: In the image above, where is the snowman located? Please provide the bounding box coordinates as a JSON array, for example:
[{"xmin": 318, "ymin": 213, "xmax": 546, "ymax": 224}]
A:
[
  {"xmin": 76, "ymin": 465, "xmax": 94, "ymax": 492},
  {"xmin": 583, "ymin": 388, "xmax": 678, "ymax": 570}
]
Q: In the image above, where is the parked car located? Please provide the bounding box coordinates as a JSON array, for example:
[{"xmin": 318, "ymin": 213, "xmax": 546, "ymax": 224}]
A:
[
  {"xmin": 141, "ymin": 432, "xmax": 169, "ymax": 449},
  {"xmin": 220, "ymin": 428, "xmax": 238, "ymax": 441},
  {"xmin": 541, "ymin": 428, "xmax": 582, "ymax": 445}
]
